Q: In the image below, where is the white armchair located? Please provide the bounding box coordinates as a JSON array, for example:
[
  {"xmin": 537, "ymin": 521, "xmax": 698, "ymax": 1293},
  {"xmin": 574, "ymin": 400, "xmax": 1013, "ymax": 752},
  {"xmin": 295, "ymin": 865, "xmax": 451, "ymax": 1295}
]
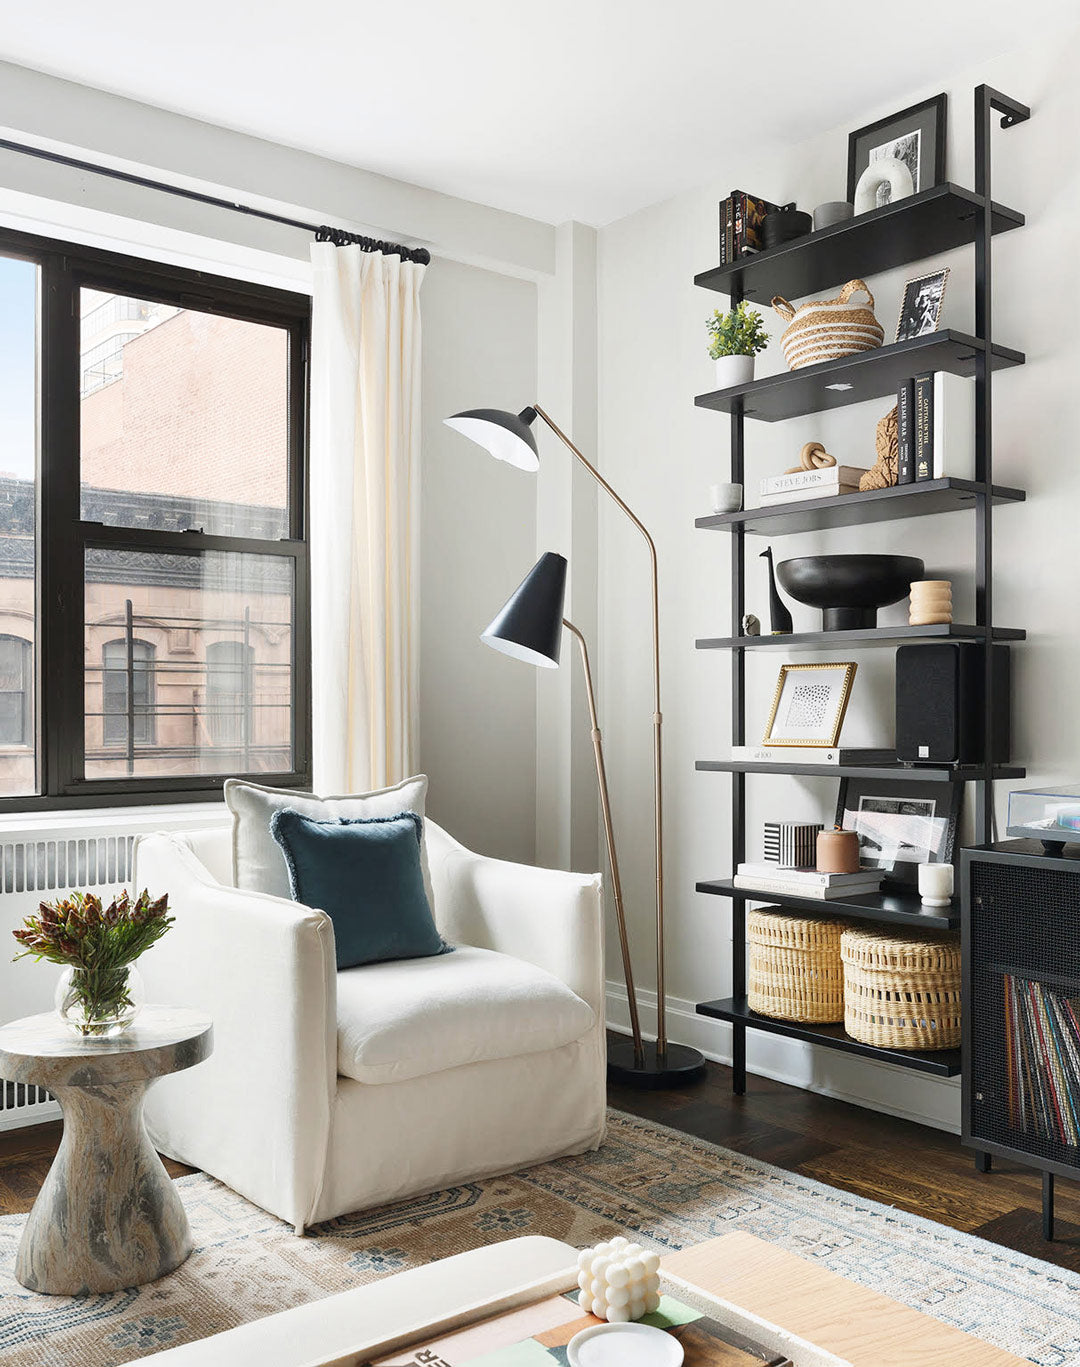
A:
[{"xmin": 133, "ymin": 819, "xmax": 606, "ymax": 1233}]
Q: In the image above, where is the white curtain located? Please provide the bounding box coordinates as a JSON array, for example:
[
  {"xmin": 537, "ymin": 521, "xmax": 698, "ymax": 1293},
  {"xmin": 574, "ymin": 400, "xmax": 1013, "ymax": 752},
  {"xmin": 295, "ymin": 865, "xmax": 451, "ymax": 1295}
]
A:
[{"xmin": 309, "ymin": 242, "xmax": 427, "ymax": 793}]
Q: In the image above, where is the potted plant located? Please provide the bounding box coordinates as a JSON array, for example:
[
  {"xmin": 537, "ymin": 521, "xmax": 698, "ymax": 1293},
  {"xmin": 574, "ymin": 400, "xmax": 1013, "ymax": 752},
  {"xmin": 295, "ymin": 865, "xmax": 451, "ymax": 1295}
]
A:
[
  {"xmin": 13, "ymin": 888, "xmax": 174, "ymax": 1038},
  {"xmin": 707, "ymin": 302, "xmax": 769, "ymax": 388}
]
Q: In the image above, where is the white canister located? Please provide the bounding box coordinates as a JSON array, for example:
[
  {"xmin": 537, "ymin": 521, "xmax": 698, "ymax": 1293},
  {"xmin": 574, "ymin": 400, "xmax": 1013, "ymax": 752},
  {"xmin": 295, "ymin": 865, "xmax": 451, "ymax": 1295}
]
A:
[
  {"xmin": 709, "ymin": 482, "xmax": 743, "ymax": 514},
  {"xmin": 918, "ymin": 863, "xmax": 954, "ymax": 906}
]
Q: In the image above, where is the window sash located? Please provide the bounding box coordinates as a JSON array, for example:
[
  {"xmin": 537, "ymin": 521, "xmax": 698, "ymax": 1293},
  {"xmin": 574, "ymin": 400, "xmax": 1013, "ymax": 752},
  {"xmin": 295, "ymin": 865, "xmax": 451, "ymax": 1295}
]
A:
[{"xmin": 0, "ymin": 225, "xmax": 311, "ymax": 811}]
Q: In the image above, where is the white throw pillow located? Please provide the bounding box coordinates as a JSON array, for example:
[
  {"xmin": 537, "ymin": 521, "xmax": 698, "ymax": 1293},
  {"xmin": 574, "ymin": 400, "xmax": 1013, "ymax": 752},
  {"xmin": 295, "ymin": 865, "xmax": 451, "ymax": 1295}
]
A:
[{"xmin": 224, "ymin": 775, "xmax": 433, "ymax": 907}]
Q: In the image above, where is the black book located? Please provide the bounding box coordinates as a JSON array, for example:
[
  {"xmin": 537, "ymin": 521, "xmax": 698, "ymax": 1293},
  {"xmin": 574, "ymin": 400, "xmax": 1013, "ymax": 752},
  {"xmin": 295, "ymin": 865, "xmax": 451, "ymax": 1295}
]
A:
[
  {"xmin": 896, "ymin": 379, "xmax": 916, "ymax": 484},
  {"xmin": 914, "ymin": 371, "xmax": 935, "ymax": 480},
  {"xmin": 719, "ymin": 194, "xmax": 732, "ymax": 265}
]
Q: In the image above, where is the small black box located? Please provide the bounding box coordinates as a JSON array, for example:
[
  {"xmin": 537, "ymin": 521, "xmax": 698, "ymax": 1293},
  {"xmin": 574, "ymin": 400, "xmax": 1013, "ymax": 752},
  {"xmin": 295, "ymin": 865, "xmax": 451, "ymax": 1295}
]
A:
[{"xmin": 895, "ymin": 643, "xmax": 1011, "ymax": 764}]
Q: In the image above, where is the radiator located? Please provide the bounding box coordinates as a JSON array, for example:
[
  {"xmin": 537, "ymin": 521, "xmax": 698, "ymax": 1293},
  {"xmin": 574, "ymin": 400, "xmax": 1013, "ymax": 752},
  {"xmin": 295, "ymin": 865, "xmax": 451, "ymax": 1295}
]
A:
[{"xmin": 0, "ymin": 805, "xmax": 228, "ymax": 1131}]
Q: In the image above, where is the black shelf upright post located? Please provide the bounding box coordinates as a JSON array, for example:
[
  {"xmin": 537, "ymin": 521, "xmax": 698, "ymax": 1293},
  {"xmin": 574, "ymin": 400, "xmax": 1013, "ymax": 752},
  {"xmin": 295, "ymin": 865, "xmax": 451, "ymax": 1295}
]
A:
[
  {"xmin": 971, "ymin": 81, "xmax": 1030, "ymax": 1177},
  {"xmin": 730, "ymin": 279, "xmax": 748, "ymax": 1096}
]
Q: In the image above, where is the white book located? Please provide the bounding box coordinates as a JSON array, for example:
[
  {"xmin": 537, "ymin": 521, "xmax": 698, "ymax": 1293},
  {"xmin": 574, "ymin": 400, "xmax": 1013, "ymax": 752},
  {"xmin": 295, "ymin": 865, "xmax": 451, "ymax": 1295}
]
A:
[
  {"xmin": 733, "ymin": 875, "xmax": 883, "ymax": 901},
  {"xmin": 731, "ymin": 745, "xmax": 894, "ymax": 765},
  {"xmin": 932, "ymin": 371, "xmax": 975, "ymax": 480},
  {"xmin": 737, "ymin": 863, "xmax": 881, "ymax": 887},
  {"xmin": 759, "ymin": 465, "xmax": 868, "ymax": 496},
  {"xmin": 758, "ymin": 485, "xmax": 861, "ymax": 506}
]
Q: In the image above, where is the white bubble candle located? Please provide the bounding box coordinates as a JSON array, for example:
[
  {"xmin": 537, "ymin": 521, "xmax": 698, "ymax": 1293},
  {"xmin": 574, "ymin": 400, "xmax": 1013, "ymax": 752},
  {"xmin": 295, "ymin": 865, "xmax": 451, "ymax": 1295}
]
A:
[{"xmin": 575, "ymin": 1236, "xmax": 662, "ymax": 1323}]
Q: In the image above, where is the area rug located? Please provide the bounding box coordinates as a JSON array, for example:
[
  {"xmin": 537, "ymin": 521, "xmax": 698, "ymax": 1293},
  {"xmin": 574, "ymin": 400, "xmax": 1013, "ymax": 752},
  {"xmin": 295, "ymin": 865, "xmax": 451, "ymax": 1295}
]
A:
[{"xmin": 3, "ymin": 1110, "xmax": 1080, "ymax": 1365}]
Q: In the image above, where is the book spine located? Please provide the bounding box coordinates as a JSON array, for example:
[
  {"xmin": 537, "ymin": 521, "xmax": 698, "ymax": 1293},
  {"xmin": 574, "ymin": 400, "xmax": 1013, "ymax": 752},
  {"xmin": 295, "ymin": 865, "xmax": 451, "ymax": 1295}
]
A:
[
  {"xmin": 896, "ymin": 379, "xmax": 916, "ymax": 484},
  {"xmin": 733, "ymin": 191, "xmax": 747, "ymax": 258},
  {"xmin": 732, "ymin": 876, "xmax": 877, "ymax": 900},
  {"xmin": 725, "ymin": 193, "xmax": 735, "ymax": 265},
  {"xmin": 914, "ymin": 371, "xmax": 935, "ymax": 480},
  {"xmin": 719, "ymin": 195, "xmax": 730, "ymax": 266}
]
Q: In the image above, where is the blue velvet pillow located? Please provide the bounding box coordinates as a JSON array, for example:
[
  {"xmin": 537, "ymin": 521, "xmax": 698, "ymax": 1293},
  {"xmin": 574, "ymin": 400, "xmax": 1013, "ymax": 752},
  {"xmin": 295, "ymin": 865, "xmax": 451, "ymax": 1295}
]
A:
[{"xmin": 269, "ymin": 808, "xmax": 450, "ymax": 970}]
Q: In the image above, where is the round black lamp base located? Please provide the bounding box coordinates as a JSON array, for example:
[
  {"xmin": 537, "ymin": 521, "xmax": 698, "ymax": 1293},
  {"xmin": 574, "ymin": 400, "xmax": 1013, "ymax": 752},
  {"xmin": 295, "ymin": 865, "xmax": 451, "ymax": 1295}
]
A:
[{"xmin": 606, "ymin": 1037, "xmax": 707, "ymax": 1090}]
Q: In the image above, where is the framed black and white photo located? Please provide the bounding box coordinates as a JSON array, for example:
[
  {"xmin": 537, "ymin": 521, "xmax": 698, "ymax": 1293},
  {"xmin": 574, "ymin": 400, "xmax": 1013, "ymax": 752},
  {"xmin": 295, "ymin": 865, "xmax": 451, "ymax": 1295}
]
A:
[
  {"xmin": 895, "ymin": 267, "xmax": 949, "ymax": 342},
  {"xmin": 846, "ymin": 94, "xmax": 947, "ymax": 207},
  {"xmin": 834, "ymin": 777, "xmax": 962, "ymax": 888},
  {"xmin": 762, "ymin": 661, "xmax": 857, "ymax": 748}
]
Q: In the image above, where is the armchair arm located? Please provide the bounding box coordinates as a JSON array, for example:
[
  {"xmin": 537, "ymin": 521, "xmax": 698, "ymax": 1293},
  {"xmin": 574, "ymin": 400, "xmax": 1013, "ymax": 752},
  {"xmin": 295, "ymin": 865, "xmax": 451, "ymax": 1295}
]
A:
[
  {"xmin": 133, "ymin": 832, "xmax": 337, "ymax": 1232},
  {"xmin": 426, "ymin": 822, "xmax": 604, "ymax": 1016}
]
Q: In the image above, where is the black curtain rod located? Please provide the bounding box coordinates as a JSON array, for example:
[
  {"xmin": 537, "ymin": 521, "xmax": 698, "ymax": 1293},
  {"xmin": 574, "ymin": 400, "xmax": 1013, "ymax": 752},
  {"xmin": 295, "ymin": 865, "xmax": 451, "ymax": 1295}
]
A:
[{"xmin": 0, "ymin": 135, "xmax": 431, "ymax": 266}]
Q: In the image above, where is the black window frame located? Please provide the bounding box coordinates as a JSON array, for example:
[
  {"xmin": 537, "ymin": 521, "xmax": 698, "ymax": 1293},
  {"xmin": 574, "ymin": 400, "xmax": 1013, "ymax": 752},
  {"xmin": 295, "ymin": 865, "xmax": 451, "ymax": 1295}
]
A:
[{"xmin": 0, "ymin": 225, "xmax": 311, "ymax": 811}]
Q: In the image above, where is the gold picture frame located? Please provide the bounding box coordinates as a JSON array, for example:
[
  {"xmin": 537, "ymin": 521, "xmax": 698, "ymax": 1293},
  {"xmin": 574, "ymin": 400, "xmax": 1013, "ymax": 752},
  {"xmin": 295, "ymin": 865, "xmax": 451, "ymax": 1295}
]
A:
[{"xmin": 763, "ymin": 661, "xmax": 858, "ymax": 748}]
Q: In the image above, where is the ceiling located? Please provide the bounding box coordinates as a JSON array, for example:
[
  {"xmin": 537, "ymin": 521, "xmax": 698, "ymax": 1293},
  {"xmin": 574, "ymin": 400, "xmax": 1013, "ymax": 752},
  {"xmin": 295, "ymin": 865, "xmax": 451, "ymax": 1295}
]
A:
[{"xmin": 0, "ymin": 1, "xmax": 1071, "ymax": 226}]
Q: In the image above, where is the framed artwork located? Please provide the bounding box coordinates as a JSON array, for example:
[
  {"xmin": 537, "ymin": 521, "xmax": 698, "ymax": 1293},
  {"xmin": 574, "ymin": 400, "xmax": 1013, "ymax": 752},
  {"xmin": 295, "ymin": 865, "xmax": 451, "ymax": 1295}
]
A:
[
  {"xmin": 846, "ymin": 94, "xmax": 947, "ymax": 206},
  {"xmin": 895, "ymin": 267, "xmax": 950, "ymax": 342},
  {"xmin": 762, "ymin": 661, "xmax": 857, "ymax": 748},
  {"xmin": 835, "ymin": 777, "xmax": 962, "ymax": 888}
]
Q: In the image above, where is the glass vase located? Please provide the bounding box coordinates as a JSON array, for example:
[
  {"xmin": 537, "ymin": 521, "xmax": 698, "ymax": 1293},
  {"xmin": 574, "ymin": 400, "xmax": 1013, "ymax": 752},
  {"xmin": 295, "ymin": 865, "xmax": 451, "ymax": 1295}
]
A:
[{"xmin": 55, "ymin": 964, "xmax": 145, "ymax": 1038}]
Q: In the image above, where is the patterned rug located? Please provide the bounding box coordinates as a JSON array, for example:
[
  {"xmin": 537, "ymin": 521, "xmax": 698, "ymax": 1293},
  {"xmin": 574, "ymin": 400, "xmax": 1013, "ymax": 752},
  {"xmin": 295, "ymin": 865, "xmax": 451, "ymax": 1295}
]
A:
[{"xmin": 3, "ymin": 1109, "xmax": 1080, "ymax": 1366}]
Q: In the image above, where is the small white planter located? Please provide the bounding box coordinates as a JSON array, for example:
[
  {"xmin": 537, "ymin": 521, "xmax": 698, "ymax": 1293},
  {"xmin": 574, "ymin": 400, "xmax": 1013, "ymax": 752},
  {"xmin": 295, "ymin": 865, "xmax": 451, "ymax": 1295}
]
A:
[{"xmin": 714, "ymin": 353, "xmax": 755, "ymax": 389}]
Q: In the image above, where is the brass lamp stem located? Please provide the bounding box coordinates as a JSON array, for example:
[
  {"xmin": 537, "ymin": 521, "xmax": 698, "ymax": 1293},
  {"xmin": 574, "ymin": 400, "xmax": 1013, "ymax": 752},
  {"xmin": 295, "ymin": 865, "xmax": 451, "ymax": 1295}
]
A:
[
  {"xmin": 533, "ymin": 404, "xmax": 667, "ymax": 1056},
  {"xmin": 562, "ymin": 619, "xmax": 643, "ymax": 1056}
]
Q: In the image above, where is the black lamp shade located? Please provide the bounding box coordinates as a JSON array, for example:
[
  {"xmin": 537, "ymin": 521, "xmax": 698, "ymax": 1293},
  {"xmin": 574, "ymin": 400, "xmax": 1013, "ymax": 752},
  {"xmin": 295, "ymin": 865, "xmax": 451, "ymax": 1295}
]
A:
[
  {"xmin": 481, "ymin": 552, "xmax": 566, "ymax": 668},
  {"xmin": 444, "ymin": 406, "xmax": 540, "ymax": 471}
]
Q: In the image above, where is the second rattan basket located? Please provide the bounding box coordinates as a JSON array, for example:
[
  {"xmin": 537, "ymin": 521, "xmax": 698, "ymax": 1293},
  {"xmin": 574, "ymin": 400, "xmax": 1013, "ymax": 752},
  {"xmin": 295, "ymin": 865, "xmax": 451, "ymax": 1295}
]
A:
[
  {"xmin": 747, "ymin": 908, "xmax": 845, "ymax": 1023},
  {"xmin": 841, "ymin": 925, "xmax": 961, "ymax": 1051}
]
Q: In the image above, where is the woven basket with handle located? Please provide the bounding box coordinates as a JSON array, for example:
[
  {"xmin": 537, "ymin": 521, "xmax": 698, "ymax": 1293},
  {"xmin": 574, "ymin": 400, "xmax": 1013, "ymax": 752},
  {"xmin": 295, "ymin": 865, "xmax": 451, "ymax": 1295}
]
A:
[
  {"xmin": 748, "ymin": 908, "xmax": 845, "ymax": 1024},
  {"xmin": 841, "ymin": 926, "xmax": 961, "ymax": 1051},
  {"xmin": 771, "ymin": 279, "xmax": 885, "ymax": 371}
]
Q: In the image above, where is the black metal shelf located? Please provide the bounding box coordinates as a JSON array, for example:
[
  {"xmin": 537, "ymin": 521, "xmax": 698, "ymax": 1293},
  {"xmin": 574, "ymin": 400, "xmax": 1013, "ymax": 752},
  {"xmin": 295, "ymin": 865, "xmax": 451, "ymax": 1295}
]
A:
[
  {"xmin": 697, "ymin": 758, "xmax": 1025, "ymax": 781},
  {"xmin": 693, "ymin": 86, "xmax": 1028, "ymax": 1100},
  {"xmin": 696, "ymin": 623, "xmax": 1025, "ymax": 651},
  {"xmin": 695, "ymin": 332, "xmax": 1023, "ymax": 423},
  {"xmin": 696, "ymin": 996, "xmax": 962, "ymax": 1076},
  {"xmin": 697, "ymin": 878, "xmax": 959, "ymax": 931},
  {"xmin": 695, "ymin": 183, "xmax": 1024, "ymax": 304},
  {"xmin": 695, "ymin": 478, "xmax": 1025, "ymax": 536}
]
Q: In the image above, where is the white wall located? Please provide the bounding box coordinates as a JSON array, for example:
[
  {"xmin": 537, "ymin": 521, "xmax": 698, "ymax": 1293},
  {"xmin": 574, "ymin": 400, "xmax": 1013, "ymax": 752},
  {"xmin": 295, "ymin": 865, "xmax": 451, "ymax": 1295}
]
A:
[
  {"xmin": 420, "ymin": 259, "xmax": 539, "ymax": 862},
  {"xmin": 596, "ymin": 27, "xmax": 1080, "ymax": 1129}
]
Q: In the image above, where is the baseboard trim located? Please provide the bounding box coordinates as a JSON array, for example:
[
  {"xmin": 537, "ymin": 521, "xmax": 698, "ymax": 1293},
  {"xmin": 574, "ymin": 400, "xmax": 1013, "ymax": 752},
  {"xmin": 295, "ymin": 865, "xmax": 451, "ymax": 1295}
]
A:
[{"xmin": 606, "ymin": 980, "xmax": 960, "ymax": 1136}]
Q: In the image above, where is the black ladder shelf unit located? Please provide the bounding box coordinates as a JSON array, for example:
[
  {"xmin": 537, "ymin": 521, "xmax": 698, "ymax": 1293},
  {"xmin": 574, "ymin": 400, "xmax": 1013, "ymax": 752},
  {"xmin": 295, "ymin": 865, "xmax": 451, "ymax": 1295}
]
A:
[{"xmin": 694, "ymin": 86, "xmax": 1030, "ymax": 1093}]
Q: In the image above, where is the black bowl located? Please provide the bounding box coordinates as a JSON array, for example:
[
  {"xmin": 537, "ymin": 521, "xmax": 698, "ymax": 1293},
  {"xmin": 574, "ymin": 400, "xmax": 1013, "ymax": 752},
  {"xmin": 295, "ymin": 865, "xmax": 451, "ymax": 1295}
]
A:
[{"xmin": 776, "ymin": 554, "xmax": 925, "ymax": 631}]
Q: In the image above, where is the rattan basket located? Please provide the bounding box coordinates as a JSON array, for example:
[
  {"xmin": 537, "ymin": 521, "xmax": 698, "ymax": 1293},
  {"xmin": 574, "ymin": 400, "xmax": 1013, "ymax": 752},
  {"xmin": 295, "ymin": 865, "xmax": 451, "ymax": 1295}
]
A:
[
  {"xmin": 747, "ymin": 909, "xmax": 845, "ymax": 1023},
  {"xmin": 771, "ymin": 278, "xmax": 885, "ymax": 371},
  {"xmin": 841, "ymin": 926, "xmax": 961, "ymax": 1051}
]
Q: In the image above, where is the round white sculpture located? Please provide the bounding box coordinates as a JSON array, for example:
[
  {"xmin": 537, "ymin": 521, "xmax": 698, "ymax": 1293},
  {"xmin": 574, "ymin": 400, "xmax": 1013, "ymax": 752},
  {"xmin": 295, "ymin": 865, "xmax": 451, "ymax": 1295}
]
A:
[
  {"xmin": 853, "ymin": 157, "xmax": 914, "ymax": 215},
  {"xmin": 575, "ymin": 1237, "xmax": 662, "ymax": 1323}
]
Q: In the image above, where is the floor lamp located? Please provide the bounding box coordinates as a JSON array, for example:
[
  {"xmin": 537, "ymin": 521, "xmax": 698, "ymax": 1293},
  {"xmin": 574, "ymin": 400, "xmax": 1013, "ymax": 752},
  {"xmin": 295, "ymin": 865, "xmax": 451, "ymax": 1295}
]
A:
[{"xmin": 447, "ymin": 406, "xmax": 705, "ymax": 1088}]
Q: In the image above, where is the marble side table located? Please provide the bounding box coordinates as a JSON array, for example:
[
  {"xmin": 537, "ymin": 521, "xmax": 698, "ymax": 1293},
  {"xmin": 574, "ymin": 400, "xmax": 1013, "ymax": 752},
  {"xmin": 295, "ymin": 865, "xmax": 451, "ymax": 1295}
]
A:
[{"xmin": 0, "ymin": 1005, "xmax": 213, "ymax": 1295}]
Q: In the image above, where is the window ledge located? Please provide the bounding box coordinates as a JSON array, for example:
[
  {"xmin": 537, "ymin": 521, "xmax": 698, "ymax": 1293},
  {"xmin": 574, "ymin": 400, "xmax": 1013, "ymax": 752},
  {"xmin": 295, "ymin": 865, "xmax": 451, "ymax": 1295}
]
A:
[{"xmin": 0, "ymin": 801, "xmax": 229, "ymax": 839}]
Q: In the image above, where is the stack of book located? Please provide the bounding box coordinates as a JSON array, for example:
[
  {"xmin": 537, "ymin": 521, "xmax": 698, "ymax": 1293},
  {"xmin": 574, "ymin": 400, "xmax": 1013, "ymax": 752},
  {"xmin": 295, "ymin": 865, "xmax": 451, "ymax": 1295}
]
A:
[
  {"xmin": 757, "ymin": 465, "xmax": 869, "ymax": 506},
  {"xmin": 718, "ymin": 189, "xmax": 786, "ymax": 265},
  {"xmin": 895, "ymin": 371, "xmax": 975, "ymax": 484},
  {"xmin": 734, "ymin": 863, "xmax": 883, "ymax": 901},
  {"xmin": 1004, "ymin": 973, "xmax": 1080, "ymax": 1148}
]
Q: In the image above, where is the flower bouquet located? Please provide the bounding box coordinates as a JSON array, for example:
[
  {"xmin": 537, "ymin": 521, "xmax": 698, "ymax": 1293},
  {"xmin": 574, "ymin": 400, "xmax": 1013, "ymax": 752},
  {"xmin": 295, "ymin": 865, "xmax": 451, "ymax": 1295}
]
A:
[{"xmin": 13, "ymin": 889, "xmax": 174, "ymax": 1037}]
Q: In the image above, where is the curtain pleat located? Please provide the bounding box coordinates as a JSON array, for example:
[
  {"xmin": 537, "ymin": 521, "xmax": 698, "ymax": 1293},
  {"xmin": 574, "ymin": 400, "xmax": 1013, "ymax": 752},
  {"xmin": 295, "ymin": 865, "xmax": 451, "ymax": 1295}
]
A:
[{"xmin": 309, "ymin": 244, "xmax": 426, "ymax": 792}]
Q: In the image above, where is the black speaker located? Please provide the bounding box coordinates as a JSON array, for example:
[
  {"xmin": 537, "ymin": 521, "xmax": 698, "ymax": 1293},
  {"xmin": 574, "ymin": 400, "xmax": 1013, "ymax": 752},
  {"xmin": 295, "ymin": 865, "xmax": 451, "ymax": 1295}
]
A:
[{"xmin": 895, "ymin": 643, "xmax": 1011, "ymax": 764}]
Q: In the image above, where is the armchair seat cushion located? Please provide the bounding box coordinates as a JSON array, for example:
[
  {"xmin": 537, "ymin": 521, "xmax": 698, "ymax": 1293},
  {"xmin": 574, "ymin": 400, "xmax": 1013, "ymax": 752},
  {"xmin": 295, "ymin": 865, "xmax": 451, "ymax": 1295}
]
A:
[{"xmin": 335, "ymin": 945, "xmax": 596, "ymax": 1085}]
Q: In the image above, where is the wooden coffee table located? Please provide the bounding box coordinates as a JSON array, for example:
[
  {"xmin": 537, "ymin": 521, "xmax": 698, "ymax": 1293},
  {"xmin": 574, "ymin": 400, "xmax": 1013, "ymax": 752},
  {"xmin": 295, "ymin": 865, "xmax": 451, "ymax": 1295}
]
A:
[{"xmin": 663, "ymin": 1234, "xmax": 1028, "ymax": 1367}]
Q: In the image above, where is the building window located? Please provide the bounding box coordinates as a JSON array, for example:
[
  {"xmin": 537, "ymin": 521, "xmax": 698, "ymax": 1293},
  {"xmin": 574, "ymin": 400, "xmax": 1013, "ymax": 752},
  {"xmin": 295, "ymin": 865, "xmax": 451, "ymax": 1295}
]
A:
[
  {"xmin": 0, "ymin": 228, "xmax": 310, "ymax": 809},
  {"xmin": 206, "ymin": 640, "xmax": 254, "ymax": 748},
  {"xmin": 102, "ymin": 638, "xmax": 156, "ymax": 746},
  {"xmin": 0, "ymin": 635, "xmax": 31, "ymax": 747}
]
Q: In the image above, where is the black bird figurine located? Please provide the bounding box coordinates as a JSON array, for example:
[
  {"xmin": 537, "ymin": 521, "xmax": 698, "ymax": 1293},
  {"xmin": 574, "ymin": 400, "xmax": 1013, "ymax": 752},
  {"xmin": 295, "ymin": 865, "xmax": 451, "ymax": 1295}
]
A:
[{"xmin": 760, "ymin": 546, "xmax": 793, "ymax": 635}]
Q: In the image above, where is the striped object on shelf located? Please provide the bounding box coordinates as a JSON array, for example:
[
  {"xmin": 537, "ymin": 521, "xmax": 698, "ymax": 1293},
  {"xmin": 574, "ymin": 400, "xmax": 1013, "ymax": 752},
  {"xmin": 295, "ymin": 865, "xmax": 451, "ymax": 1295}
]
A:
[{"xmin": 771, "ymin": 279, "xmax": 885, "ymax": 371}]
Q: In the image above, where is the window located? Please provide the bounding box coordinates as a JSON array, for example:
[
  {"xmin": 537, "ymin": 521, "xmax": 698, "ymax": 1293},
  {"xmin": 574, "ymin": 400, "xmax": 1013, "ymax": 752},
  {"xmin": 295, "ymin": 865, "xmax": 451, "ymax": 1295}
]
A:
[
  {"xmin": 0, "ymin": 635, "xmax": 31, "ymax": 747},
  {"xmin": 0, "ymin": 227, "xmax": 310, "ymax": 809},
  {"xmin": 101, "ymin": 637, "xmax": 156, "ymax": 747},
  {"xmin": 206, "ymin": 640, "xmax": 254, "ymax": 749}
]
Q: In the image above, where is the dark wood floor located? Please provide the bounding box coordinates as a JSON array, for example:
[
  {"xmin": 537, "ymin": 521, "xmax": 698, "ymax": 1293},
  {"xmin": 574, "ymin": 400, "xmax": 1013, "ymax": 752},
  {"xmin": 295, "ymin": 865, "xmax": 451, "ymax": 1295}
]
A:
[{"xmin": 3, "ymin": 1049, "xmax": 1078, "ymax": 1273}]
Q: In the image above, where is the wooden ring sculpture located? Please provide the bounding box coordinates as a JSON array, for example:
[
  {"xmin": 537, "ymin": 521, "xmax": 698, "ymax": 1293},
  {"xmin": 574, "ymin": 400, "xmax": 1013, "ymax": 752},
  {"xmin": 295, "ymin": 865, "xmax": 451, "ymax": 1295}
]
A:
[{"xmin": 784, "ymin": 440, "xmax": 837, "ymax": 475}]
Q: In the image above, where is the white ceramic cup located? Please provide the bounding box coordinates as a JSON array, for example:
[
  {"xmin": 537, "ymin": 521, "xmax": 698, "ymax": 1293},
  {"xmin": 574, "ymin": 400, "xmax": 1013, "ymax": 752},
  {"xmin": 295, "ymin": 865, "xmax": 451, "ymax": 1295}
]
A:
[
  {"xmin": 918, "ymin": 862, "xmax": 954, "ymax": 906},
  {"xmin": 709, "ymin": 482, "xmax": 743, "ymax": 514}
]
